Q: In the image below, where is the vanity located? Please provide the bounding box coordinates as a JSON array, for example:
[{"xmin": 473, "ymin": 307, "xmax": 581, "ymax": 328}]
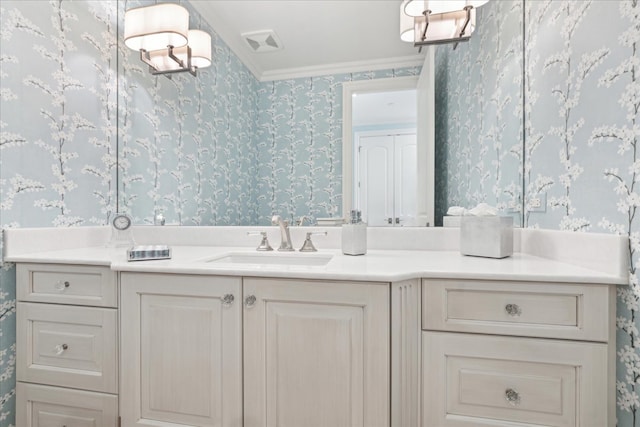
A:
[{"xmin": 3, "ymin": 226, "xmax": 627, "ymax": 427}]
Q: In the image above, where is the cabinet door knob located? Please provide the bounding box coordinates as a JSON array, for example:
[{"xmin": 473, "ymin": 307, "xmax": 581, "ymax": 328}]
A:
[
  {"xmin": 245, "ymin": 295, "xmax": 257, "ymax": 308},
  {"xmin": 505, "ymin": 303, "xmax": 522, "ymax": 317},
  {"xmin": 55, "ymin": 343, "xmax": 69, "ymax": 355},
  {"xmin": 221, "ymin": 294, "xmax": 234, "ymax": 307},
  {"xmin": 54, "ymin": 280, "xmax": 70, "ymax": 291},
  {"xmin": 505, "ymin": 388, "xmax": 520, "ymax": 406}
]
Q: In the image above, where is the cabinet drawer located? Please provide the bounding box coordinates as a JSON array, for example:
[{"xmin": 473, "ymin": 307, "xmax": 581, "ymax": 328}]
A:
[
  {"xmin": 17, "ymin": 382, "xmax": 118, "ymax": 427},
  {"xmin": 422, "ymin": 280, "xmax": 613, "ymax": 341},
  {"xmin": 17, "ymin": 263, "xmax": 117, "ymax": 307},
  {"xmin": 17, "ymin": 302, "xmax": 118, "ymax": 393},
  {"xmin": 423, "ymin": 332, "xmax": 612, "ymax": 427}
]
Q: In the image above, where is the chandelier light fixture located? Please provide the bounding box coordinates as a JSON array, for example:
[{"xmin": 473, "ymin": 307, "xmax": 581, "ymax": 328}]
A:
[
  {"xmin": 400, "ymin": 0, "xmax": 489, "ymax": 49},
  {"xmin": 124, "ymin": 3, "xmax": 212, "ymax": 77}
]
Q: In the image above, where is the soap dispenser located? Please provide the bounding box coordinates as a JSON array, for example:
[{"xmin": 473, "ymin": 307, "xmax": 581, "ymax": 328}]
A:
[{"xmin": 342, "ymin": 210, "xmax": 367, "ymax": 256}]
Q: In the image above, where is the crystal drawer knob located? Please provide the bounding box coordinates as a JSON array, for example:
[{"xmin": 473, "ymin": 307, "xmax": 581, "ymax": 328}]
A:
[
  {"xmin": 245, "ymin": 295, "xmax": 257, "ymax": 308},
  {"xmin": 222, "ymin": 294, "xmax": 234, "ymax": 307},
  {"xmin": 54, "ymin": 281, "xmax": 70, "ymax": 291},
  {"xmin": 505, "ymin": 303, "xmax": 522, "ymax": 317},
  {"xmin": 505, "ymin": 388, "xmax": 520, "ymax": 406},
  {"xmin": 55, "ymin": 344, "xmax": 69, "ymax": 355}
]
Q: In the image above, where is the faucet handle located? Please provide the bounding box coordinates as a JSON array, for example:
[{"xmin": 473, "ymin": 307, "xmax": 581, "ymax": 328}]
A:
[
  {"xmin": 299, "ymin": 231, "xmax": 327, "ymax": 252},
  {"xmin": 247, "ymin": 231, "xmax": 273, "ymax": 251},
  {"xmin": 296, "ymin": 215, "xmax": 311, "ymax": 226}
]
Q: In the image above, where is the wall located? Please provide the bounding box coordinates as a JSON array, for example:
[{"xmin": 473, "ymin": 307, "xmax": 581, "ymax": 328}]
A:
[
  {"xmin": 436, "ymin": 0, "xmax": 640, "ymax": 425},
  {"xmin": 254, "ymin": 68, "xmax": 421, "ymax": 225}
]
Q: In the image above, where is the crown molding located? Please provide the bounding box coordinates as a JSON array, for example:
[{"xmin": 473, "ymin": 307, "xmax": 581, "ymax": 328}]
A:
[{"xmin": 258, "ymin": 55, "xmax": 425, "ymax": 82}]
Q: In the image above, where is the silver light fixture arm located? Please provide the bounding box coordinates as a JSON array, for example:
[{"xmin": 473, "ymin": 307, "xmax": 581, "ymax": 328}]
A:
[{"xmin": 138, "ymin": 46, "xmax": 197, "ymax": 77}]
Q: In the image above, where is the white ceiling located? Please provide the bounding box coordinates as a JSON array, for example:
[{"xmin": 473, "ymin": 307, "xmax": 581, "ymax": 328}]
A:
[
  {"xmin": 352, "ymin": 89, "xmax": 417, "ymax": 127},
  {"xmin": 190, "ymin": 0, "xmax": 426, "ymax": 81}
]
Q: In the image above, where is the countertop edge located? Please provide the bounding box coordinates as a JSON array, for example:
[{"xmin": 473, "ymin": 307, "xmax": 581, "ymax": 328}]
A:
[{"xmin": 4, "ymin": 247, "xmax": 628, "ymax": 286}]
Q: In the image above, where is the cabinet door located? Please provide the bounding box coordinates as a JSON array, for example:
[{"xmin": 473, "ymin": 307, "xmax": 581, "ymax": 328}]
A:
[
  {"xmin": 120, "ymin": 273, "xmax": 242, "ymax": 427},
  {"xmin": 243, "ymin": 278, "xmax": 390, "ymax": 427},
  {"xmin": 423, "ymin": 331, "xmax": 612, "ymax": 427}
]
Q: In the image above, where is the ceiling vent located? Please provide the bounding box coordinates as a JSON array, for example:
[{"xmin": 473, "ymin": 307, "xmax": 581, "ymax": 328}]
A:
[{"xmin": 241, "ymin": 30, "xmax": 283, "ymax": 53}]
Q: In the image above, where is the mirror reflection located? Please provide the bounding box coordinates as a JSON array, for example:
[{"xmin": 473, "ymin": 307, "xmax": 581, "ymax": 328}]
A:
[
  {"xmin": 353, "ymin": 89, "xmax": 417, "ymax": 227},
  {"xmin": 117, "ymin": 0, "xmax": 523, "ymax": 227}
]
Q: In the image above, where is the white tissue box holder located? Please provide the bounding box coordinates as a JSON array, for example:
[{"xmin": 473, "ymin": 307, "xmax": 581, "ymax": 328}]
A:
[{"xmin": 460, "ymin": 216, "xmax": 513, "ymax": 259}]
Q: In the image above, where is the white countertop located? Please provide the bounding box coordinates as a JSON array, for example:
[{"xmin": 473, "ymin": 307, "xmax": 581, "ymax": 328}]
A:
[{"xmin": 4, "ymin": 244, "xmax": 627, "ymax": 285}]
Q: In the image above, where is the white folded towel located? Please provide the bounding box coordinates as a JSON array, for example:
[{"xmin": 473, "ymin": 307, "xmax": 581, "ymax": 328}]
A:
[
  {"xmin": 446, "ymin": 206, "xmax": 467, "ymax": 216},
  {"xmin": 466, "ymin": 203, "xmax": 498, "ymax": 216}
]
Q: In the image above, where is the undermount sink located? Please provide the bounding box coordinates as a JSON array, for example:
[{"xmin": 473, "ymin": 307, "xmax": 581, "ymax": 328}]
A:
[{"xmin": 205, "ymin": 252, "xmax": 333, "ymax": 267}]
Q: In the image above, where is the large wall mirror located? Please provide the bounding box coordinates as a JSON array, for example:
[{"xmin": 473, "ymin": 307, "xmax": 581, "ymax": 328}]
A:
[{"xmin": 116, "ymin": 0, "xmax": 524, "ymax": 227}]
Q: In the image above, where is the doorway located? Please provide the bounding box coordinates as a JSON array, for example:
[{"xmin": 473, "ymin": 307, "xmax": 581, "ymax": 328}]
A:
[{"xmin": 356, "ymin": 129, "xmax": 417, "ymax": 226}]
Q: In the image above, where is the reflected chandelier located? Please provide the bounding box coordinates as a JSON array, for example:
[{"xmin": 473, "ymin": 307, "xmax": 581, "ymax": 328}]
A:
[
  {"xmin": 124, "ymin": 3, "xmax": 212, "ymax": 76},
  {"xmin": 400, "ymin": 0, "xmax": 489, "ymax": 48}
]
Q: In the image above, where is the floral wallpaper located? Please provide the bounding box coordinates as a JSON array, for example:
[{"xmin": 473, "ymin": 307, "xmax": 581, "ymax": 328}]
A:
[
  {"xmin": 1, "ymin": 2, "xmax": 119, "ymax": 422},
  {"xmin": 526, "ymin": 2, "xmax": 640, "ymax": 425},
  {"xmin": 118, "ymin": 0, "xmax": 259, "ymax": 226},
  {"xmin": 435, "ymin": 0, "xmax": 524, "ymax": 226},
  {"xmin": 255, "ymin": 68, "xmax": 421, "ymax": 225},
  {"xmin": 3, "ymin": 0, "xmax": 639, "ymax": 425},
  {"xmin": 436, "ymin": 0, "xmax": 640, "ymax": 425}
]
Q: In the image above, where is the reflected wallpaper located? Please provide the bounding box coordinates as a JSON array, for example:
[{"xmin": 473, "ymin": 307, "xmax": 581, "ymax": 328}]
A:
[{"xmin": 435, "ymin": 0, "xmax": 524, "ymax": 224}]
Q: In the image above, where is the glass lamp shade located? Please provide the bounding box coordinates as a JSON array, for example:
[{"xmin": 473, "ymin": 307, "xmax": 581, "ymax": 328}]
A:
[
  {"xmin": 124, "ymin": 4, "xmax": 189, "ymax": 51},
  {"xmin": 404, "ymin": 0, "xmax": 425, "ymax": 17},
  {"xmin": 146, "ymin": 30, "xmax": 212, "ymax": 72},
  {"xmin": 400, "ymin": 0, "xmax": 415, "ymax": 42},
  {"xmin": 184, "ymin": 30, "xmax": 212, "ymax": 68}
]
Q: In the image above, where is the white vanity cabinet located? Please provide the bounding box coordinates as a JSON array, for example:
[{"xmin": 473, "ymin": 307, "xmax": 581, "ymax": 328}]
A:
[
  {"xmin": 421, "ymin": 279, "xmax": 617, "ymax": 427},
  {"xmin": 119, "ymin": 272, "xmax": 243, "ymax": 427},
  {"xmin": 15, "ymin": 263, "xmax": 119, "ymax": 427},
  {"xmin": 119, "ymin": 273, "xmax": 396, "ymax": 427},
  {"xmin": 243, "ymin": 277, "xmax": 390, "ymax": 427}
]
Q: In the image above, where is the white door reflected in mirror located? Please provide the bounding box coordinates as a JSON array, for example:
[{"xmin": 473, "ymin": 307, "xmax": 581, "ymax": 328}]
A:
[{"xmin": 356, "ymin": 129, "xmax": 417, "ymax": 227}]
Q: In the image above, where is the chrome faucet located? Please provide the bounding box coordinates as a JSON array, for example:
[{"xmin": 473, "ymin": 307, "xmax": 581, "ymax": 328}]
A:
[{"xmin": 272, "ymin": 215, "xmax": 294, "ymax": 251}]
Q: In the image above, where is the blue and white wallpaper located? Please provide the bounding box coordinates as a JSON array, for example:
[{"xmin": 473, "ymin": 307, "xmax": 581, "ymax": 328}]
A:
[
  {"xmin": 436, "ymin": 0, "xmax": 640, "ymax": 425},
  {"xmin": 526, "ymin": 2, "xmax": 640, "ymax": 426},
  {"xmin": 435, "ymin": 0, "xmax": 524, "ymax": 225},
  {"xmin": 2, "ymin": 0, "xmax": 640, "ymax": 425},
  {"xmin": 1, "ymin": 2, "xmax": 119, "ymax": 421},
  {"xmin": 118, "ymin": 0, "xmax": 259, "ymax": 227},
  {"xmin": 255, "ymin": 68, "xmax": 420, "ymax": 225}
]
